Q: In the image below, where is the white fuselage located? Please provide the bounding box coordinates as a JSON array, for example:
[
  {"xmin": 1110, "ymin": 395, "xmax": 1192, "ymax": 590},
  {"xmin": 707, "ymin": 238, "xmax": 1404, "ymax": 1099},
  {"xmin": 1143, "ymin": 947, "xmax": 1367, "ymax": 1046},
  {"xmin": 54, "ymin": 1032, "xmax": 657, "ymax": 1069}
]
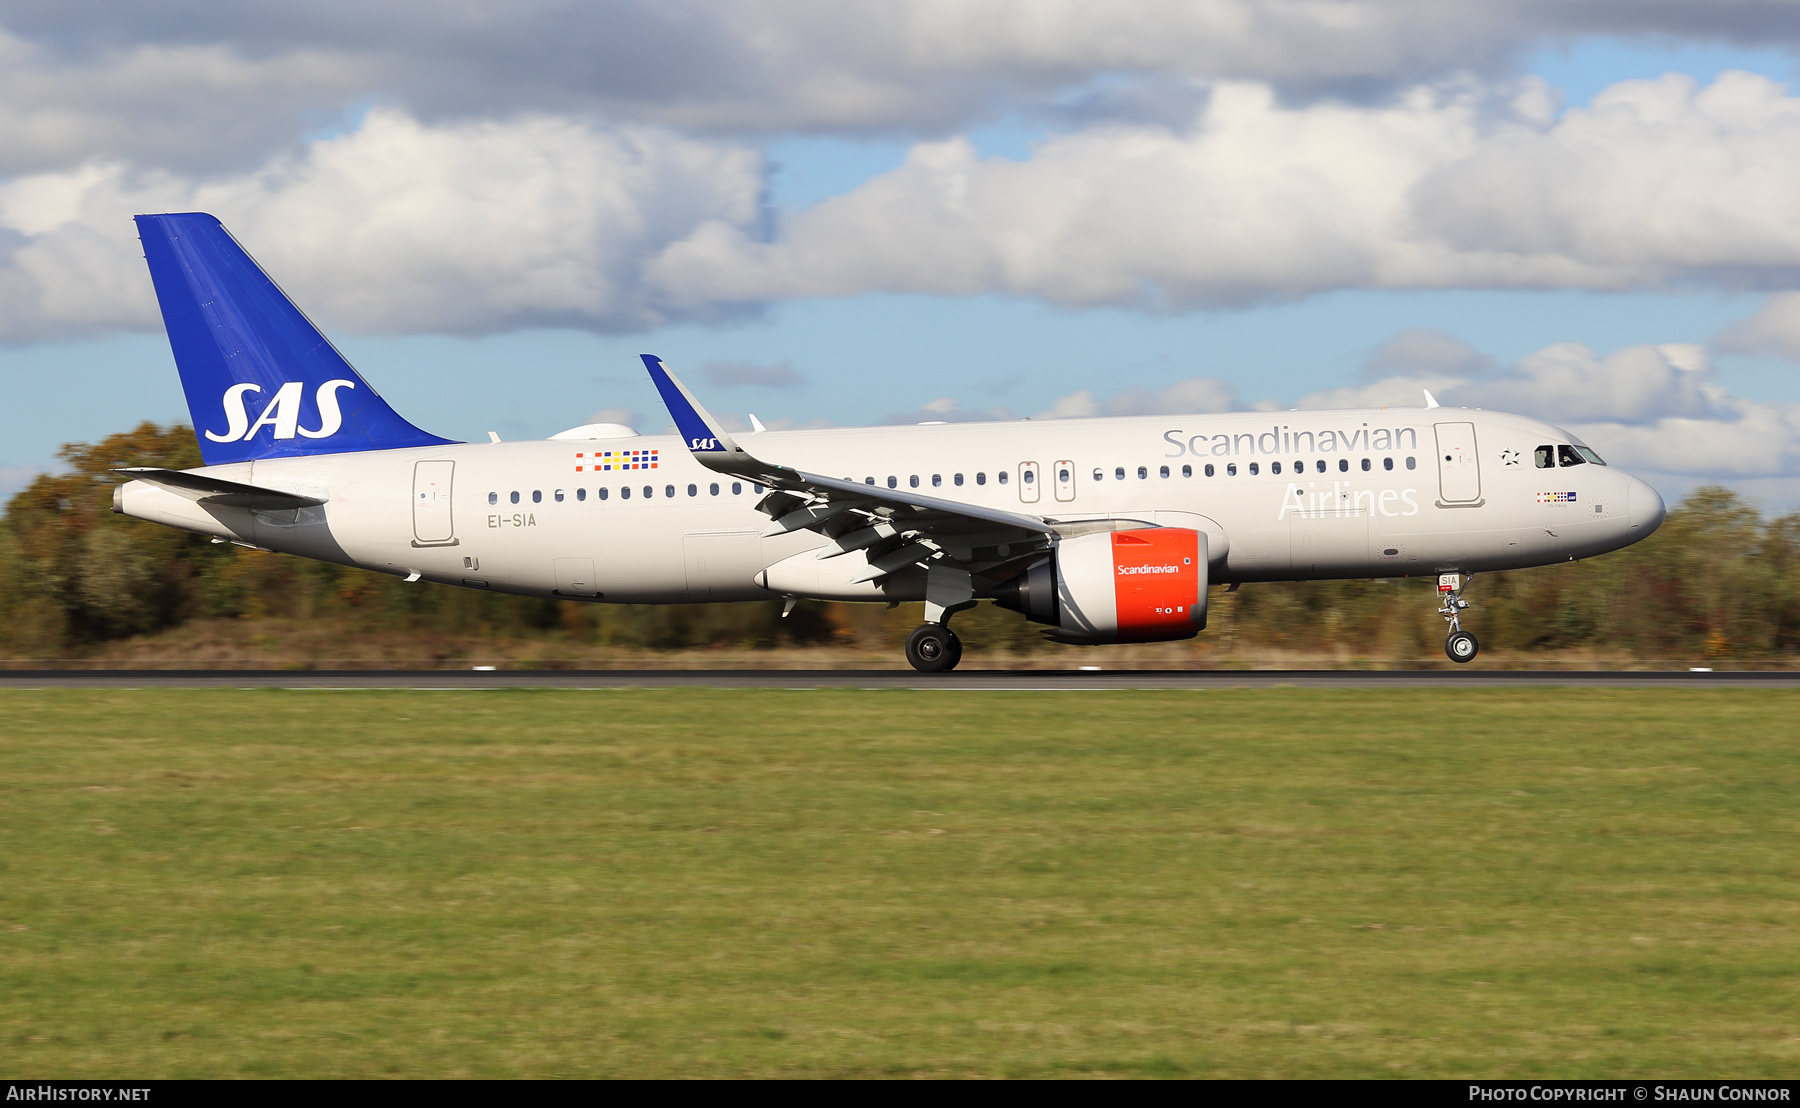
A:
[{"xmin": 117, "ymin": 406, "xmax": 1664, "ymax": 603}]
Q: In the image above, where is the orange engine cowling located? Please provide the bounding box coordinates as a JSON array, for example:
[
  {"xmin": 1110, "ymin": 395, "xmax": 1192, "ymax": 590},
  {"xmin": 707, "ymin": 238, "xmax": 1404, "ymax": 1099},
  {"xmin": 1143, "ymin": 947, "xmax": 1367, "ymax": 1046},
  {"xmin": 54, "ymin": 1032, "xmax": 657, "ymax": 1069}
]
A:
[{"xmin": 992, "ymin": 528, "xmax": 1207, "ymax": 644}]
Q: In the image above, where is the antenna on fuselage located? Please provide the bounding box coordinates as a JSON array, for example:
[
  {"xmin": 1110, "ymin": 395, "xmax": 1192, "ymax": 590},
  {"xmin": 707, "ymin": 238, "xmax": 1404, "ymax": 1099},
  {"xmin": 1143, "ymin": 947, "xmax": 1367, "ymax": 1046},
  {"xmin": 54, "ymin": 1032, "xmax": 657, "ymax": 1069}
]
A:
[{"xmin": 1422, "ymin": 390, "xmax": 1441, "ymax": 409}]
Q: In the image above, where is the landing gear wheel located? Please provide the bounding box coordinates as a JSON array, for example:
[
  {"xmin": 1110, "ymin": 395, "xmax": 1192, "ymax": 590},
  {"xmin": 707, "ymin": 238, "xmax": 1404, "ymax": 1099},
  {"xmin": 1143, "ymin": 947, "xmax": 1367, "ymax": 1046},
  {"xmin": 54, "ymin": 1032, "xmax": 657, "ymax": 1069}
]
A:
[
  {"xmin": 1445, "ymin": 630, "xmax": 1479, "ymax": 664},
  {"xmin": 906, "ymin": 624, "xmax": 962, "ymax": 673}
]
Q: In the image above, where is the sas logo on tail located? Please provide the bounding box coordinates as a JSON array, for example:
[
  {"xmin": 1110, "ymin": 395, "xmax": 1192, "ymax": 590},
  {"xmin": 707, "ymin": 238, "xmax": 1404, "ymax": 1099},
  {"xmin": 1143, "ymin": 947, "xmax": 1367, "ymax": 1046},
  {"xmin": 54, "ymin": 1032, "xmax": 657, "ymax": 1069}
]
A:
[{"xmin": 207, "ymin": 380, "xmax": 355, "ymax": 444}]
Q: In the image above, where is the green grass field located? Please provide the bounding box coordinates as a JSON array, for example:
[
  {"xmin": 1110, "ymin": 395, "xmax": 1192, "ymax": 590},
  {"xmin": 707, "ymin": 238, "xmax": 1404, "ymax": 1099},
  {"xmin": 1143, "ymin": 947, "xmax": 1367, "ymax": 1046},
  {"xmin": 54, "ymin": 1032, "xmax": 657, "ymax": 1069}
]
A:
[{"xmin": 2, "ymin": 688, "xmax": 1797, "ymax": 1078}]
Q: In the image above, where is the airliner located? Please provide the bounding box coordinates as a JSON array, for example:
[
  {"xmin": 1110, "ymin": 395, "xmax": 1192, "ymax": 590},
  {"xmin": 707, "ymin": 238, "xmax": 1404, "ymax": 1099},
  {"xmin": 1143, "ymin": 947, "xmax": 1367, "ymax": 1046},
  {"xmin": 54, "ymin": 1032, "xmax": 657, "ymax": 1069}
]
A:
[{"xmin": 113, "ymin": 213, "xmax": 1667, "ymax": 671}]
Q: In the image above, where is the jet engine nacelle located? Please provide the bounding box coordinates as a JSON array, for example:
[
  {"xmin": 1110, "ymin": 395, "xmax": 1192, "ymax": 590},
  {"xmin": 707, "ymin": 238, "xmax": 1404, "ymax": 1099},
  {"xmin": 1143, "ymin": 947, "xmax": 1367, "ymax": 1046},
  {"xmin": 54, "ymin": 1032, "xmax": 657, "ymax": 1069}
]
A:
[{"xmin": 993, "ymin": 527, "xmax": 1207, "ymax": 644}]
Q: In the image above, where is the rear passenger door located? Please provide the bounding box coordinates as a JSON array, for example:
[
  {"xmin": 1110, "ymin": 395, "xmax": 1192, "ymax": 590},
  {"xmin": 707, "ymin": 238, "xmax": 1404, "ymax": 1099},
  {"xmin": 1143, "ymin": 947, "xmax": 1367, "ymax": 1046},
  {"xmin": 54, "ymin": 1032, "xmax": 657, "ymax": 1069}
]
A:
[{"xmin": 412, "ymin": 460, "xmax": 456, "ymax": 546}]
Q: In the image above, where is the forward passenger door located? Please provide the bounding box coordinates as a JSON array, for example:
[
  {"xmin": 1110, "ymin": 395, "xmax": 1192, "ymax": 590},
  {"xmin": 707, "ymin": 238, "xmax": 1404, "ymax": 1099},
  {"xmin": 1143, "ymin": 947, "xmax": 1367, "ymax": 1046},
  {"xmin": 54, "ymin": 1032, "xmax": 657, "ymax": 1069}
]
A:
[{"xmin": 1434, "ymin": 423, "xmax": 1482, "ymax": 504}]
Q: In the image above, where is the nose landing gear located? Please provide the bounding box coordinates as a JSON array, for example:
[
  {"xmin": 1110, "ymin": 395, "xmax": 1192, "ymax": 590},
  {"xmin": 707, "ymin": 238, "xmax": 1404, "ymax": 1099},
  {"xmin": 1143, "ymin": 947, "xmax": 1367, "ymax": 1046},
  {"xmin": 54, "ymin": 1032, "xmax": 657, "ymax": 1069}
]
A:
[
  {"xmin": 1438, "ymin": 573, "xmax": 1478, "ymax": 663},
  {"xmin": 905, "ymin": 623, "xmax": 963, "ymax": 672}
]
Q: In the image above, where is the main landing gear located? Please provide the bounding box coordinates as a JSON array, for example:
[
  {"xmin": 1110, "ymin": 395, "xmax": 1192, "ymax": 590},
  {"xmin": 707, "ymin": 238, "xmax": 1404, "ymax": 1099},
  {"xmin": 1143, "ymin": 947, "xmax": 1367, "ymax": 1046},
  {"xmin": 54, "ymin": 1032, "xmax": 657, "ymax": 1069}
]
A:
[
  {"xmin": 1438, "ymin": 572, "xmax": 1479, "ymax": 664},
  {"xmin": 905, "ymin": 623, "xmax": 963, "ymax": 673},
  {"xmin": 905, "ymin": 561, "xmax": 975, "ymax": 673}
]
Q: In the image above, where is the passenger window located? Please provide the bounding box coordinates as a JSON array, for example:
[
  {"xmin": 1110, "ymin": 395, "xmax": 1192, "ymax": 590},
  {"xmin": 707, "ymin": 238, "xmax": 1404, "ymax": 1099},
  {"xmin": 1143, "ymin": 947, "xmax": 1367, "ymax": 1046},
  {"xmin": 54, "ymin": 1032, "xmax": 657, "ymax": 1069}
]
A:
[
  {"xmin": 598, "ymin": 487, "xmax": 608, "ymax": 501},
  {"xmin": 665, "ymin": 485, "xmax": 675, "ymax": 498},
  {"xmin": 487, "ymin": 491, "xmax": 497, "ymax": 505},
  {"xmin": 620, "ymin": 486, "xmax": 630, "ymax": 499},
  {"xmin": 932, "ymin": 474, "xmax": 941, "ymax": 487},
  {"xmin": 1535, "ymin": 445, "xmax": 1555, "ymax": 468},
  {"xmin": 1249, "ymin": 462, "xmax": 1259, "ymax": 475},
  {"xmin": 1383, "ymin": 457, "xmax": 1393, "ymax": 471},
  {"xmin": 1338, "ymin": 459, "xmax": 1348, "ymax": 473},
  {"xmin": 1182, "ymin": 465, "xmax": 1192, "ymax": 478},
  {"xmin": 998, "ymin": 471, "xmax": 1009, "ymax": 485},
  {"xmin": 954, "ymin": 473, "xmax": 964, "ymax": 486},
  {"xmin": 887, "ymin": 476, "xmax": 897, "ymax": 488},
  {"xmin": 687, "ymin": 484, "xmax": 697, "ymax": 497},
  {"xmin": 976, "ymin": 472, "xmax": 986, "ymax": 485},
  {"xmin": 1316, "ymin": 459, "xmax": 1326, "ymax": 473},
  {"xmin": 1058, "ymin": 467, "xmax": 1070, "ymax": 482},
  {"xmin": 532, "ymin": 490, "xmax": 542, "ymax": 503},
  {"xmin": 1360, "ymin": 458, "xmax": 1371, "ymax": 472},
  {"xmin": 709, "ymin": 483, "xmax": 719, "ymax": 495},
  {"xmin": 643, "ymin": 486, "xmax": 653, "ymax": 498},
  {"xmin": 1576, "ymin": 446, "xmax": 1606, "ymax": 465},
  {"xmin": 510, "ymin": 491, "xmax": 520, "ymax": 504},
  {"xmin": 910, "ymin": 475, "xmax": 919, "ymax": 488},
  {"xmin": 1226, "ymin": 463, "xmax": 1237, "ymax": 476},
  {"xmin": 865, "ymin": 477, "xmax": 875, "ymax": 485},
  {"xmin": 1205, "ymin": 464, "xmax": 1215, "ymax": 477},
  {"xmin": 1406, "ymin": 456, "xmax": 1416, "ymax": 469},
  {"xmin": 1293, "ymin": 459, "xmax": 1302, "ymax": 472},
  {"xmin": 1093, "ymin": 468, "xmax": 1104, "ymax": 482},
  {"xmin": 554, "ymin": 489, "xmax": 565, "ymax": 502},
  {"xmin": 1558, "ymin": 445, "xmax": 1585, "ymax": 467},
  {"xmin": 1115, "ymin": 467, "xmax": 1125, "ymax": 480},
  {"xmin": 754, "ymin": 484, "xmax": 764, "ymax": 493},
  {"xmin": 732, "ymin": 482, "xmax": 742, "ymax": 494},
  {"xmin": 576, "ymin": 488, "xmax": 587, "ymax": 502},
  {"xmin": 1271, "ymin": 462, "xmax": 1282, "ymax": 475},
  {"xmin": 1137, "ymin": 466, "xmax": 1147, "ymax": 479}
]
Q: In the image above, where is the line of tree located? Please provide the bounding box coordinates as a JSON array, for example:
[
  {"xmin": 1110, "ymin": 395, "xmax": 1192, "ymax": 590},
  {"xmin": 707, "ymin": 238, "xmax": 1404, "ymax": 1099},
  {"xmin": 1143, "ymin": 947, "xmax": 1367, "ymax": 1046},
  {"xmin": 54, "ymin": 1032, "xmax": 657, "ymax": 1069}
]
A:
[{"xmin": 3, "ymin": 422, "xmax": 1797, "ymax": 662}]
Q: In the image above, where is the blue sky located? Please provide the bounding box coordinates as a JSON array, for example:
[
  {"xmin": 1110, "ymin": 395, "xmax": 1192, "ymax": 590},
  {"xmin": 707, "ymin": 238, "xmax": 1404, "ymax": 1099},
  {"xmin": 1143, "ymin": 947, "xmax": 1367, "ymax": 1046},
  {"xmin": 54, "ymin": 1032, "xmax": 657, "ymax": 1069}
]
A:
[{"xmin": 4, "ymin": 16, "xmax": 1800, "ymax": 506}]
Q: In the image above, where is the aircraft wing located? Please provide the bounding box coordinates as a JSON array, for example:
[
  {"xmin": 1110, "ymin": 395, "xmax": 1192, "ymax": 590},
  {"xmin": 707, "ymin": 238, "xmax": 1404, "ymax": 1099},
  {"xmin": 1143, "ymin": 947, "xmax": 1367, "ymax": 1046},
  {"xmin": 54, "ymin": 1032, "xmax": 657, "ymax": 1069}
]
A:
[
  {"xmin": 115, "ymin": 467, "xmax": 327, "ymax": 510},
  {"xmin": 642, "ymin": 354, "xmax": 1059, "ymax": 583}
]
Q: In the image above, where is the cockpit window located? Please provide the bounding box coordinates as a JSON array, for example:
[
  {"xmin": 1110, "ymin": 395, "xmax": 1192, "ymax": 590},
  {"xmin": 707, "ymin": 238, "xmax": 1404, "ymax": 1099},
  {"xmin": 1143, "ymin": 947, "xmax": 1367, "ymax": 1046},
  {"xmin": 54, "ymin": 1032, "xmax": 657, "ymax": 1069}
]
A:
[
  {"xmin": 1574, "ymin": 446, "xmax": 1606, "ymax": 466},
  {"xmin": 1557, "ymin": 444, "xmax": 1586, "ymax": 467},
  {"xmin": 1535, "ymin": 445, "xmax": 1554, "ymax": 468}
]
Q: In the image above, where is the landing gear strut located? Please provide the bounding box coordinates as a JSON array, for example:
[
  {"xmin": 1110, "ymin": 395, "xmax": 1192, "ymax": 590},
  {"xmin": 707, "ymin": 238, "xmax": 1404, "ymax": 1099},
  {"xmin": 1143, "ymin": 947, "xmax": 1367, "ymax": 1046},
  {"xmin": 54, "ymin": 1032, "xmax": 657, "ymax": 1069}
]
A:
[
  {"xmin": 906, "ymin": 561, "xmax": 973, "ymax": 673},
  {"xmin": 1438, "ymin": 573, "xmax": 1478, "ymax": 663},
  {"xmin": 905, "ymin": 623, "xmax": 963, "ymax": 673}
]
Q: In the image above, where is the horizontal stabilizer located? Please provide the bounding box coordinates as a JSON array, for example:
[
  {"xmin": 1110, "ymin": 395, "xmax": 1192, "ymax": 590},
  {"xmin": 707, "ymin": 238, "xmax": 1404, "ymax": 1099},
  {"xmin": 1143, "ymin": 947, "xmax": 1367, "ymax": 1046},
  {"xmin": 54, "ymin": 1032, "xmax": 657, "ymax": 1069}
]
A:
[{"xmin": 116, "ymin": 467, "xmax": 327, "ymax": 510}]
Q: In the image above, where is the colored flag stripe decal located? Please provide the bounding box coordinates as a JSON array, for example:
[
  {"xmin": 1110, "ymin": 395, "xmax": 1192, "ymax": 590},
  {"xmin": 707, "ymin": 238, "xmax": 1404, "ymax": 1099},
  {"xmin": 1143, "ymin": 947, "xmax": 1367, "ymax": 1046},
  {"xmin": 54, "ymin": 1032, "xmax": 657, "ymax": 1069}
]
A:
[{"xmin": 574, "ymin": 449, "xmax": 660, "ymax": 472}]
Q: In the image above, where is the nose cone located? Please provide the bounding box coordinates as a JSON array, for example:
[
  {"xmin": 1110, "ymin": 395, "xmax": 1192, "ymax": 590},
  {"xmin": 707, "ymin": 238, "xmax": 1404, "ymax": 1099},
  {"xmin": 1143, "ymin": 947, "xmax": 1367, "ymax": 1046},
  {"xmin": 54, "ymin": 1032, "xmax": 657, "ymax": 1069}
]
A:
[{"xmin": 1627, "ymin": 477, "xmax": 1666, "ymax": 539}]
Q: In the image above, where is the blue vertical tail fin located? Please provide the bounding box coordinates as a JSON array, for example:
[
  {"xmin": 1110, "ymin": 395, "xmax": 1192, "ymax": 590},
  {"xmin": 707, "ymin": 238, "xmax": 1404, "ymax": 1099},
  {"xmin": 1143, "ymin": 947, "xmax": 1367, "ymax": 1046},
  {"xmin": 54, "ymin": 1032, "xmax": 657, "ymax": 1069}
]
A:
[{"xmin": 134, "ymin": 212, "xmax": 456, "ymax": 465}]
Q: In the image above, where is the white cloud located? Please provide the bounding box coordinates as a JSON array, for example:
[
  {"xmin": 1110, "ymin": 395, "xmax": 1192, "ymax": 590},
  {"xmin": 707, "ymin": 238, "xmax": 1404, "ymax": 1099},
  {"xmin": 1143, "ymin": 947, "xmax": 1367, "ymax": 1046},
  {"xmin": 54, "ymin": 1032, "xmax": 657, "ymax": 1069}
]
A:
[
  {"xmin": 650, "ymin": 72, "xmax": 1800, "ymax": 310},
  {"xmin": 1021, "ymin": 333, "xmax": 1800, "ymax": 485},
  {"xmin": 1714, "ymin": 290, "xmax": 1800, "ymax": 360},
  {"xmin": 879, "ymin": 396, "xmax": 1017, "ymax": 424},
  {"xmin": 1038, "ymin": 377, "xmax": 1242, "ymax": 419},
  {"xmin": 1302, "ymin": 337, "xmax": 1800, "ymax": 480},
  {"xmin": 6, "ymin": 2, "xmax": 1800, "ymax": 163},
  {"xmin": 0, "ymin": 29, "xmax": 367, "ymax": 176},
  {"xmin": 14, "ymin": 60, "xmax": 1800, "ymax": 343},
  {"xmin": 0, "ymin": 109, "xmax": 766, "ymax": 340},
  {"xmin": 581, "ymin": 407, "xmax": 641, "ymax": 428}
]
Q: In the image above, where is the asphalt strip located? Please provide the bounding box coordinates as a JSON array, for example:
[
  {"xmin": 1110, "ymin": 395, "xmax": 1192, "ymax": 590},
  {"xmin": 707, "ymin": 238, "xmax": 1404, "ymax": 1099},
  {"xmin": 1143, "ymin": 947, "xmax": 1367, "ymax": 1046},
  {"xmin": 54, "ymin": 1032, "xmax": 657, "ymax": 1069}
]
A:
[{"xmin": 1, "ymin": 669, "xmax": 1797, "ymax": 690}]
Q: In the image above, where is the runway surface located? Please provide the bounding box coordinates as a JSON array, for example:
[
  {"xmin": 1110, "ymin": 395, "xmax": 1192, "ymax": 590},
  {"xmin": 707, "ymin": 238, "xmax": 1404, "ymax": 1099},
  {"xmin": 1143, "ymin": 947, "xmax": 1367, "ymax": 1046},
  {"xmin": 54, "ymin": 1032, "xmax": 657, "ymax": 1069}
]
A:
[{"xmin": 1, "ymin": 669, "xmax": 1796, "ymax": 689}]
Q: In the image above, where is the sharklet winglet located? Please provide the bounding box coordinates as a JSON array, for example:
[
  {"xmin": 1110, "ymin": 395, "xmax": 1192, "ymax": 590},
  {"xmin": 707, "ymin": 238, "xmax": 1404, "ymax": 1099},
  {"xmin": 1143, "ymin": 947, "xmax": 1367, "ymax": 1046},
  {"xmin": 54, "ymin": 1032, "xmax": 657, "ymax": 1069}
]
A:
[{"xmin": 640, "ymin": 354, "xmax": 769, "ymax": 475}]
